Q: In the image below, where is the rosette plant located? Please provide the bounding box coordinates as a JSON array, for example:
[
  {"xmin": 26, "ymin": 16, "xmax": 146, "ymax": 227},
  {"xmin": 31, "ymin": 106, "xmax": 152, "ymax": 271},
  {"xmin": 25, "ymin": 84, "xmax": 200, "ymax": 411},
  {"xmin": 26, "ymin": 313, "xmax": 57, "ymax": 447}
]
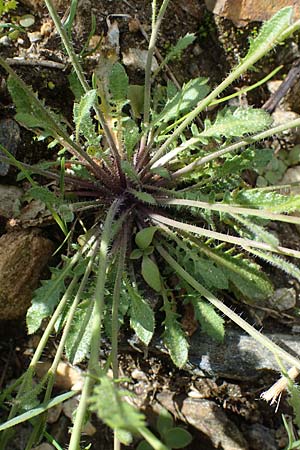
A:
[{"xmin": 1, "ymin": 2, "xmax": 300, "ymax": 449}]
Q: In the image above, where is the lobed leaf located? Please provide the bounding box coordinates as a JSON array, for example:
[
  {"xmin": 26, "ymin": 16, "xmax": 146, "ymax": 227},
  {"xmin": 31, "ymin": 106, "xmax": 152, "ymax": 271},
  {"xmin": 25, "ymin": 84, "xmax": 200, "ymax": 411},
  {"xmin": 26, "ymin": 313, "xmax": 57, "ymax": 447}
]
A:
[
  {"xmin": 192, "ymin": 298, "xmax": 224, "ymax": 342},
  {"xmin": 127, "ymin": 283, "xmax": 155, "ymax": 345},
  {"xmin": 201, "ymin": 107, "xmax": 272, "ymax": 138}
]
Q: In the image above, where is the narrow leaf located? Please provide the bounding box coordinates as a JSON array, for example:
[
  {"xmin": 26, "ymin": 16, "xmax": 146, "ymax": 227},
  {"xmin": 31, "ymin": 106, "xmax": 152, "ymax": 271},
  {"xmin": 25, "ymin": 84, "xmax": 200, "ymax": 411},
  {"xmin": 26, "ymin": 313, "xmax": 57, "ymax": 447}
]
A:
[
  {"xmin": 109, "ymin": 62, "xmax": 129, "ymax": 103},
  {"xmin": 73, "ymin": 89, "xmax": 97, "ymax": 142},
  {"xmin": 163, "ymin": 299, "xmax": 189, "ymax": 368},
  {"xmin": 128, "ymin": 283, "xmax": 155, "ymax": 345}
]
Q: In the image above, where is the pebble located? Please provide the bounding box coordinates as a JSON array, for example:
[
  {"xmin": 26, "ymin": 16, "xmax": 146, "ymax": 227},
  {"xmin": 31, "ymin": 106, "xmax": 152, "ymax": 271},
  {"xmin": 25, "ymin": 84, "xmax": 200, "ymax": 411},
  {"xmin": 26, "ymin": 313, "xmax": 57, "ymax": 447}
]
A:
[
  {"xmin": 0, "ymin": 184, "xmax": 23, "ymax": 218},
  {"xmin": 131, "ymin": 368, "xmax": 147, "ymax": 380},
  {"xmin": 122, "ymin": 48, "xmax": 158, "ymax": 72},
  {"xmin": 268, "ymin": 287, "xmax": 297, "ymax": 311}
]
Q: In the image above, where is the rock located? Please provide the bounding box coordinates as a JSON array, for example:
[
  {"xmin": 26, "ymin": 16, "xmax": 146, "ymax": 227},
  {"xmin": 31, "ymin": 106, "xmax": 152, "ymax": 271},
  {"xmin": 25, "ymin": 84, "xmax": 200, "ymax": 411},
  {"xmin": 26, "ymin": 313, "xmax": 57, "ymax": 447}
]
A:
[
  {"xmin": 157, "ymin": 392, "xmax": 248, "ymax": 450},
  {"xmin": 268, "ymin": 287, "xmax": 297, "ymax": 311},
  {"xmin": 205, "ymin": 0, "xmax": 300, "ymax": 26},
  {"xmin": 32, "ymin": 444, "xmax": 54, "ymax": 450},
  {"xmin": 46, "ymin": 403, "xmax": 63, "ymax": 424},
  {"xmin": 122, "ymin": 48, "xmax": 158, "ymax": 72},
  {"xmin": 188, "ymin": 328, "xmax": 300, "ymax": 379},
  {"xmin": 243, "ymin": 424, "xmax": 277, "ymax": 450},
  {"xmin": 0, "ymin": 119, "xmax": 20, "ymax": 176},
  {"xmin": 0, "ymin": 230, "xmax": 54, "ymax": 319},
  {"xmin": 281, "ymin": 165, "xmax": 300, "ymax": 185},
  {"xmin": 0, "ymin": 185, "xmax": 23, "ymax": 218},
  {"xmin": 19, "ymin": 0, "xmax": 68, "ymax": 11}
]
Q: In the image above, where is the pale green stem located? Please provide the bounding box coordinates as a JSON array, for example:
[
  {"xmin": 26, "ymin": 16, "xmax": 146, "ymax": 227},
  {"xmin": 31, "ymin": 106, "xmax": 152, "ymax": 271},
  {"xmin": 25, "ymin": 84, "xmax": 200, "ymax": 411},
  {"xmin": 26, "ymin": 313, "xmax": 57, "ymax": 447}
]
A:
[
  {"xmin": 138, "ymin": 427, "xmax": 169, "ymax": 450},
  {"xmin": 149, "ymin": 212, "xmax": 300, "ymax": 259},
  {"xmin": 155, "ymin": 198, "xmax": 300, "ymax": 225},
  {"xmin": 148, "ymin": 19, "xmax": 300, "ymax": 168},
  {"xmin": 44, "ymin": 0, "xmax": 124, "ymax": 183},
  {"xmin": 69, "ymin": 200, "xmax": 120, "ymax": 450},
  {"xmin": 137, "ymin": 0, "xmax": 170, "ymax": 168},
  {"xmin": 172, "ymin": 117, "xmax": 300, "ymax": 179},
  {"xmin": 156, "ymin": 244, "xmax": 300, "ymax": 372},
  {"xmin": 111, "ymin": 234, "xmax": 127, "ymax": 450}
]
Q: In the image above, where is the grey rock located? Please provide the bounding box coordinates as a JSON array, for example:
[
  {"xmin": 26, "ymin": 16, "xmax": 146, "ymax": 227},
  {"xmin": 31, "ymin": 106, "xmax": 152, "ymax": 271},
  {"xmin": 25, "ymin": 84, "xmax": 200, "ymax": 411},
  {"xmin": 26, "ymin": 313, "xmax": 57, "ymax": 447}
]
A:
[
  {"xmin": 0, "ymin": 184, "xmax": 23, "ymax": 218},
  {"xmin": 268, "ymin": 287, "xmax": 297, "ymax": 311},
  {"xmin": 189, "ymin": 329, "xmax": 300, "ymax": 380},
  {"xmin": 0, "ymin": 119, "xmax": 20, "ymax": 176},
  {"xmin": 157, "ymin": 392, "xmax": 248, "ymax": 450},
  {"xmin": 243, "ymin": 424, "xmax": 277, "ymax": 450}
]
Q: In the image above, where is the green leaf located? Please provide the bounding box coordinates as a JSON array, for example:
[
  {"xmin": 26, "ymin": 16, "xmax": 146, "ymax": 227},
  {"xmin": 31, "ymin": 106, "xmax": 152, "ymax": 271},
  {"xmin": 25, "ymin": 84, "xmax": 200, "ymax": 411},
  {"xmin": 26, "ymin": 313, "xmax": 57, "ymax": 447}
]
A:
[
  {"xmin": 233, "ymin": 189, "xmax": 300, "ymax": 213},
  {"xmin": 288, "ymin": 383, "xmax": 300, "ymax": 429},
  {"xmin": 89, "ymin": 376, "xmax": 146, "ymax": 432},
  {"xmin": 121, "ymin": 160, "xmax": 140, "ymax": 184},
  {"xmin": 128, "ymin": 84, "xmax": 144, "ymax": 118},
  {"xmin": 130, "ymin": 249, "xmax": 143, "ymax": 260},
  {"xmin": 137, "ymin": 441, "xmax": 153, "ymax": 450},
  {"xmin": 25, "ymin": 186, "xmax": 59, "ymax": 205},
  {"xmin": 163, "ymin": 299, "xmax": 189, "ymax": 368},
  {"xmin": 157, "ymin": 408, "xmax": 173, "ymax": 438},
  {"xmin": 128, "ymin": 284, "xmax": 155, "ymax": 345},
  {"xmin": 122, "ymin": 118, "xmax": 139, "ymax": 157},
  {"xmin": 65, "ymin": 300, "xmax": 93, "ymax": 364},
  {"xmin": 160, "ymin": 33, "xmax": 196, "ymax": 68},
  {"xmin": 201, "ymin": 107, "xmax": 272, "ymax": 138},
  {"xmin": 27, "ymin": 269, "xmax": 66, "ymax": 334},
  {"xmin": 109, "ymin": 62, "xmax": 129, "ymax": 103},
  {"xmin": 243, "ymin": 7, "xmax": 293, "ymax": 62},
  {"xmin": 141, "ymin": 256, "xmax": 161, "ymax": 292},
  {"xmin": 154, "ymin": 77, "xmax": 210, "ymax": 125},
  {"xmin": 135, "ymin": 226, "xmax": 158, "ymax": 250},
  {"xmin": 130, "ymin": 189, "xmax": 157, "ymax": 205},
  {"xmin": 73, "ymin": 89, "xmax": 97, "ymax": 142},
  {"xmin": 68, "ymin": 70, "xmax": 85, "ymax": 102},
  {"xmin": 192, "ymin": 299, "xmax": 224, "ymax": 342},
  {"xmin": 164, "ymin": 428, "xmax": 192, "ymax": 449}
]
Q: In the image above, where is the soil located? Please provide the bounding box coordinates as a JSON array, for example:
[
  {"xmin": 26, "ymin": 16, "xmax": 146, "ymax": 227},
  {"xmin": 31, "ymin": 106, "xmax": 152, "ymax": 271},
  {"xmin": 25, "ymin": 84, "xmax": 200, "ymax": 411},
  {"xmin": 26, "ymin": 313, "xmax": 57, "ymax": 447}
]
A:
[{"xmin": 1, "ymin": 1, "xmax": 300, "ymax": 449}]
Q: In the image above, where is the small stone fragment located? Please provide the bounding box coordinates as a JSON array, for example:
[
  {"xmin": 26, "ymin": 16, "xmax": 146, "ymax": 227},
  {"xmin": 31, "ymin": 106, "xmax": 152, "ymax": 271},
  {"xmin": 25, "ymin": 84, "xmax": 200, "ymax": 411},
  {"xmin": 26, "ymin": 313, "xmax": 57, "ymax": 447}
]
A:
[
  {"xmin": 36, "ymin": 361, "xmax": 84, "ymax": 391},
  {"xmin": 0, "ymin": 230, "xmax": 54, "ymax": 319},
  {"xmin": 19, "ymin": 14, "xmax": 35, "ymax": 28},
  {"xmin": 131, "ymin": 368, "xmax": 148, "ymax": 380},
  {"xmin": 268, "ymin": 287, "xmax": 297, "ymax": 311},
  {"xmin": 0, "ymin": 185, "xmax": 23, "ymax": 218},
  {"xmin": 62, "ymin": 396, "xmax": 79, "ymax": 420},
  {"xmin": 47, "ymin": 404, "xmax": 63, "ymax": 424},
  {"xmin": 123, "ymin": 48, "xmax": 158, "ymax": 72},
  {"xmin": 27, "ymin": 31, "xmax": 41, "ymax": 43},
  {"xmin": 32, "ymin": 444, "xmax": 54, "ymax": 450},
  {"xmin": 157, "ymin": 392, "xmax": 248, "ymax": 450}
]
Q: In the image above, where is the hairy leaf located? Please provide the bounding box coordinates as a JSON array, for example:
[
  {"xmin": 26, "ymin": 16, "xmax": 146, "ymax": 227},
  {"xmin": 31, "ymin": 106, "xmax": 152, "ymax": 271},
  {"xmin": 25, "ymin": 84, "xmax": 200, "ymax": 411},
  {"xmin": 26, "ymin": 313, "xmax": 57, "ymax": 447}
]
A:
[
  {"xmin": 192, "ymin": 298, "xmax": 224, "ymax": 342},
  {"xmin": 73, "ymin": 89, "xmax": 100, "ymax": 145},
  {"xmin": 122, "ymin": 118, "xmax": 139, "ymax": 157},
  {"xmin": 65, "ymin": 300, "xmax": 93, "ymax": 364},
  {"xmin": 243, "ymin": 7, "xmax": 293, "ymax": 62},
  {"xmin": 127, "ymin": 283, "xmax": 155, "ymax": 345},
  {"xmin": 201, "ymin": 107, "xmax": 272, "ymax": 138},
  {"xmin": 89, "ymin": 376, "xmax": 145, "ymax": 432},
  {"xmin": 233, "ymin": 189, "xmax": 300, "ymax": 213},
  {"xmin": 109, "ymin": 62, "xmax": 129, "ymax": 103},
  {"xmin": 163, "ymin": 298, "xmax": 189, "ymax": 368},
  {"xmin": 27, "ymin": 269, "xmax": 66, "ymax": 334},
  {"xmin": 153, "ymin": 77, "xmax": 210, "ymax": 125},
  {"xmin": 130, "ymin": 189, "xmax": 157, "ymax": 205}
]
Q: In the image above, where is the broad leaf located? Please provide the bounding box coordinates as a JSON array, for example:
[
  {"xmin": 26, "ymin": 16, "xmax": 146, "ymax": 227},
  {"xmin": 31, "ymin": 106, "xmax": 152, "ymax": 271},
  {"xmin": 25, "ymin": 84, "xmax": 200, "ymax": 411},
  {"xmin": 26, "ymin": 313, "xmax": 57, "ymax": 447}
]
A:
[
  {"xmin": 135, "ymin": 226, "xmax": 158, "ymax": 250},
  {"xmin": 89, "ymin": 376, "xmax": 145, "ymax": 432},
  {"xmin": 153, "ymin": 77, "xmax": 210, "ymax": 125},
  {"xmin": 128, "ymin": 284, "xmax": 155, "ymax": 345},
  {"xmin": 109, "ymin": 62, "xmax": 129, "ymax": 103},
  {"xmin": 163, "ymin": 299, "xmax": 189, "ymax": 368},
  {"xmin": 141, "ymin": 256, "xmax": 161, "ymax": 292},
  {"xmin": 157, "ymin": 408, "xmax": 173, "ymax": 438},
  {"xmin": 164, "ymin": 428, "xmax": 193, "ymax": 449},
  {"xmin": 192, "ymin": 298, "xmax": 224, "ymax": 342},
  {"xmin": 27, "ymin": 268, "xmax": 66, "ymax": 334}
]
